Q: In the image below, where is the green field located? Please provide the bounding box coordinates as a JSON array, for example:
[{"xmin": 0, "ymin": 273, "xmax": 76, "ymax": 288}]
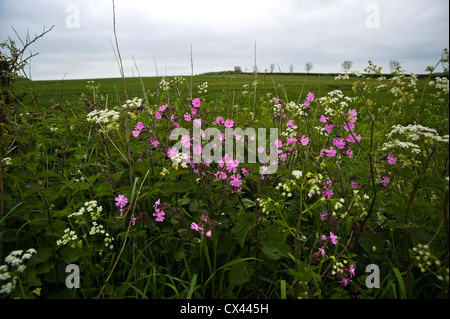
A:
[{"xmin": 1, "ymin": 63, "xmax": 449, "ymax": 300}]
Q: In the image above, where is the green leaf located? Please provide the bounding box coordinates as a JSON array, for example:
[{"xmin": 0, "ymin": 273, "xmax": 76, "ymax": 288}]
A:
[
  {"xmin": 232, "ymin": 213, "xmax": 257, "ymax": 247},
  {"xmin": 229, "ymin": 260, "xmax": 253, "ymax": 286},
  {"xmin": 261, "ymin": 231, "xmax": 289, "ymax": 260}
]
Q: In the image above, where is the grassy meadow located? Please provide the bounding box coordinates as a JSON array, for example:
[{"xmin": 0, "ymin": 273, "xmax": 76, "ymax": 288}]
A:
[{"xmin": 1, "ymin": 62, "xmax": 449, "ymax": 300}]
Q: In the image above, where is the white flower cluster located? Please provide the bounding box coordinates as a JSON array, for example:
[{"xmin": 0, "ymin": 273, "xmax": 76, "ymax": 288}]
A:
[
  {"xmin": 198, "ymin": 82, "xmax": 208, "ymax": 95},
  {"xmin": 68, "ymin": 200, "xmax": 102, "ymax": 219},
  {"xmin": 170, "ymin": 152, "xmax": 189, "ymax": 168},
  {"xmin": 1, "ymin": 157, "xmax": 12, "ymax": 166},
  {"xmin": 0, "ymin": 249, "xmax": 37, "ymax": 295},
  {"xmin": 121, "ymin": 97, "xmax": 143, "ymax": 110},
  {"xmin": 318, "ymin": 90, "xmax": 353, "ymax": 117},
  {"xmin": 387, "ymin": 124, "xmax": 449, "ymax": 143},
  {"xmin": 429, "ymin": 77, "xmax": 449, "ymax": 94},
  {"xmin": 60, "ymin": 201, "xmax": 113, "ymax": 251},
  {"xmin": 285, "ymin": 101, "xmax": 306, "ymax": 117},
  {"xmin": 335, "ymin": 69, "xmax": 362, "ymax": 80},
  {"xmin": 57, "ymin": 228, "xmax": 80, "ymax": 248},
  {"xmin": 86, "ymin": 108, "xmax": 120, "ymax": 124},
  {"xmin": 292, "ymin": 170, "xmax": 303, "ymax": 179},
  {"xmin": 159, "ymin": 78, "xmax": 170, "ymax": 91}
]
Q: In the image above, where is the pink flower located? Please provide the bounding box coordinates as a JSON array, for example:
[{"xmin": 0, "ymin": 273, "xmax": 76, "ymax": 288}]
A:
[
  {"xmin": 324, "ymin": 124, "xmax": 334, "ymax": 134},
  {"xmin": 151, "ymin": 140, "xmax": 159, "ymax": 147},
  {"xmin": 192, "ymin": 98, "xmax": 201, "ymax": 108},
  {"xmin": 286, "ymin": 120, "xmax": 294, "ymax": 128},
  {"xmin": 216, "ymin": 116, "xmax": 224, "ymax": 125},
  {"xmin": 224, "ymin": 119, "xmax": 234, "ymax": 128},
  {"xmin": 115, "ymin": 194, "xmax": 128, "ymax": 209},
  {"xmin": 330, "ymin": 232, "xmax": 338, "ymax": 245},
  {"xmin": 346, "ymin": 147, "xmax": 354, "ymax": 158},
  {"xmin": 132, "ymin": 130, "xmax": 141, "ymax": 137},
  {"xmin": 300, "ymin": 135, "xmax": 309, "ymax": 146},
  {"xmin": 167, "ymin": 147, "xmax": 178, "ymax": 158},
  {"xmin": 343, "ymin": 121, "xmax": 355, "ymax": 132},
  {"xmin": 226, "ymin": 159, "xmax": 239, "ymax": 173},
  {"xmin": 381, "ymin": 176, "xmax": 390, "ymax": 187},
  {"xmin": 191, "ymin": 222, "xmax": 199, "ymax": 231},
  {"xmin": 205, "ymin": 231, "xmax": 212, "ymax": 237},
  {"xmin": 320, "ymin": 211, "xmax": 328, "ymax": 221},
  {"xmin": 346, "ymin": 134, "xmax": 361, "ymax": 143},
  {"xmin": 351, "ymin": 181, "xmax": 358, "ymax": 189},
  {"xmin": 159, "ymin": 104, "xmax": 168, "ymax": 112},
  {"xmin": 287, "ymin": 134, "xmax": 297, "ymax": 145},
  {"xmin": 181, "ymin": 135, "xmax": 190, "ymax": 148},
  {"xmin": 349, "ymin": 264, "xmax": 355, "ymax": 278},
  {"xmin": 320, "ymin": 115, "xmax": 329, "ymax": 123},
  {"xmin": 322, "ymin": 187, "xmax": 334, "ymax": 199},
  {"xmin": 324, "ymin": 146, "xmax": 337, "ymax": 157},
  {"xmin": 193, "ymin": 118, "xmax": 202, "ymax": 127},
  {"xmin": 306, "ymin": 92, "xmax": 315, "ymax": 102},
  {"xmin": 257, "ymin": 146, "xmax": 265, "ymax": 153},
  {"xmin": 191, "ymin": 108, "xmax": 197, "ymax": 115},
  {"xmin": 340, "ymin": 278, "xmax": 352, "ymax": 287},
  {"xmin": 136, "ymin": 122, "xmax": 145, "ymax": 130},
  {"xmin": 387, "ymin": 155, "xmax": 397, "ymax": 165},
  {"xmin": 230, "ymin": 174, "xmax": 242, "ymax": 188},
  {"xmin": 193, "ymin": 145, "xmax": 202, "ymax": 155},
  {"xmin": 274, "ymin": 98, "xmax": 281, "ymax": 104},
  {"xmin": 155, "ymin": 112, "xmax": 162, "ymax": 119},
  {"xmin": 216, "ymin": 171, "xmax": 227, "ymax": 180},
  {"xmin": 184, "ymin": 113, "xmax": 191, "ymax": 121},
  {"xmin": 153, "ymin": 199, "xmax": 160, "ymax": 209},
  {"xmin": 333, "ymin": 137, "xmax": 346, "ymax": 149},
  {"xmin": 153, "ymin": 208, "xmax": 165, "ymax": 222},
  {"xmin": 275, "ymin": 139, "xmax": 283, "ymax": 147},
  {"xmin": 137, "ymin": 157, "xmax": 143, "ymax": 162},
  {"xmin": 318, "ymin": 248, "xmax": 327, "ymax": 257}
]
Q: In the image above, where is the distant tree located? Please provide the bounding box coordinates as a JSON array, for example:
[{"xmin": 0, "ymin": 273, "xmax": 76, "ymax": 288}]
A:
[
  {"xmin": 342, "ymin": 60, "xmax": 353, "ymax": 71},
  {"xmin": 289, "ymin": 64, "xmax": 294, "ymax": 74},
  {"xmin": 305, "ymin": 62, "xmax": 313, "ymax": 74},
  {"xmin": 270, "ymin": 63, "xmax": 275, "ymax": 73},
  {"xmin": 390, "ymin": 59, "xmax": 400, "ymax": 71},
  {"xmin": 234, "ymin": 66, "xmax": 242, "ymax": 74}
]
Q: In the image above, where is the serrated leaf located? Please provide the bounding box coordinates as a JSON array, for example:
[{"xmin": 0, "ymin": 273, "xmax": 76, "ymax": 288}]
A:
[
  {"xmin": 229, "ymin": 260, "xmax": 253, "ymax": 286},
  {"xmin": 261, "ymin": 231, "xmax": 289, "ymax": 260},
  {"xmin": 232, "ymin": 213, "xmax": 257, "ymax": 246}
]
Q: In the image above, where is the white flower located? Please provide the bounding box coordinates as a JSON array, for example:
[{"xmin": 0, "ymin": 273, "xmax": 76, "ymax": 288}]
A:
[{"xmin": 292, "ymin": 170, "xmax": 303, "ymax": 179}]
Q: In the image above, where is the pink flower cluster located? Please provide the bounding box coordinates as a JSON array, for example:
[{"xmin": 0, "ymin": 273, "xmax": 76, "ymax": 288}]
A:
[
  {"xmin": 319, "ymin": 109, "xmax": 361, "ymax": 159},
  {"xmin": 215, "ymin": 154, "xmax": 244, "ymax": 192},
  {"xmin": 304, "ymin": 92, "xmax": 315, "ymax": 107},
  {"xmin": 116, "ymin": 194, "xmax": 136, "ymax": 225},
  {"xmin": 153, "ymin": 199, "xmax": 165, "ymax": 222},
  {"xmin": 132, "ymin": 121, "xmax": 159, "ymax": 148},
  {"xmin": 191, "ymin": 210, "xmax": 222, "ymax": 238}
]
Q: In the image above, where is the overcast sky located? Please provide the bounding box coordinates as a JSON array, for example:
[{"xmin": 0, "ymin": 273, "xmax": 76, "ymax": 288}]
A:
[{"xmin": 1, "ymin": 0, "xmax": 448, "ymax": 80}]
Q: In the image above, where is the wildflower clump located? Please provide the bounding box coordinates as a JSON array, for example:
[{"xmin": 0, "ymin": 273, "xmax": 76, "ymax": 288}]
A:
[{"xmin": 0, "ymin": 249, "xmax": 37, "ymax": 296}]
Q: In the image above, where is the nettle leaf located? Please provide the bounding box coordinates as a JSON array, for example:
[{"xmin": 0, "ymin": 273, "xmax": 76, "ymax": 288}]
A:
[
  {"xmin": 261, "ymin": 231, "xmax": 289, "ymax": 260},
  {"xmin": 229, "ymin": 260, "xmax": 253, "ymax": 286},
  {"xmin": 232, "ymin": 213, "xmax": 258, "ymax": 247}
]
